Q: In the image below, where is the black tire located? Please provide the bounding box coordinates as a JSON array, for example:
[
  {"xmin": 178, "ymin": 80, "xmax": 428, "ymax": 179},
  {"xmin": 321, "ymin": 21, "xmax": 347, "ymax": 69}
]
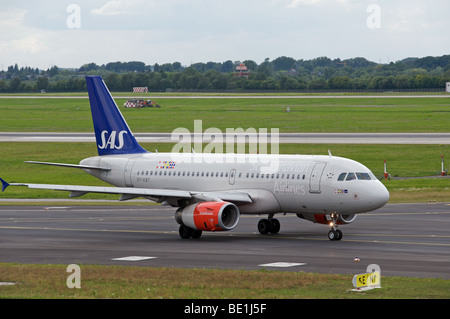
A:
[
  {"xmin": 179, "ymin": 225, "xmax": 194, "ymax": 239},
  {"xmin": 269, "ymin": 219, "xmax": 280, "ymax": 234},
  {"xmin": 192, "ymin": 230, "xmax": 203, "ymax": 239},
  {"xmin": 328, "ymin": 229, "xmax": 337, "ymax": 240},
  {"xmin": 258, "ymin": 219, "xmax": 271, "ymax": 234}
]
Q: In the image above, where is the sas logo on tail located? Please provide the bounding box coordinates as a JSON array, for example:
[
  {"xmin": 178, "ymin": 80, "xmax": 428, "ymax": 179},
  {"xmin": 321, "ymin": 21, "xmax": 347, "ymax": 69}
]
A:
[{"xmin": 98, "ymin": 130, "xmax": 128, "ymax": 149}]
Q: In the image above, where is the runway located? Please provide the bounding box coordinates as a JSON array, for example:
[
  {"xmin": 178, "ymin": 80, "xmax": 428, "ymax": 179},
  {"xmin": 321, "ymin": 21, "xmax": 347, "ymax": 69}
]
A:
[
  {"xmin": 1, "ymin": 132, "xmax": 450, "ymax": 144},
  {"xmin": 0, "ymin": 203, "xmax": 449, "ymax": 279}
]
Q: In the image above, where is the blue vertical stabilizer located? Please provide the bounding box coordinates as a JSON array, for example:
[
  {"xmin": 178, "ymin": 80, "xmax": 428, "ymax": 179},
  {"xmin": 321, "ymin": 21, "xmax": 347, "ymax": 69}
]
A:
[{"xmin": 86, "ymin": 76, "xmax": 147, "ymax": 156}]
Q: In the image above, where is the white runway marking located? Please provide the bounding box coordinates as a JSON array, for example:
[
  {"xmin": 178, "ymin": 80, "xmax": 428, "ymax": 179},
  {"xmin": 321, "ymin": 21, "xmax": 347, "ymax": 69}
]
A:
[
  {"xmin": 111, "ymin": 256, "xmax": 157, "ymax": 261},
  {"xmin": 258, "ymin": 262, "xmax": 306, "ymax": 268}
]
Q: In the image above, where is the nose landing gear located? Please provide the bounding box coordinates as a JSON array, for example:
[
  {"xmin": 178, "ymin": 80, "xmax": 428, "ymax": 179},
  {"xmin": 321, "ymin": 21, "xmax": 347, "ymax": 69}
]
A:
[{"xmin": 328, "ymin": 213, "xmax": 343, "ymax": 241}]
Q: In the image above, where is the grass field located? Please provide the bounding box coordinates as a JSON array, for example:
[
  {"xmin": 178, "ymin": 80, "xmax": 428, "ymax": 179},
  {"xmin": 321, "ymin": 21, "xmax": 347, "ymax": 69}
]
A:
[
  {"xmin": 1, "ymin": 96, "xmax": 450, "ymax": 133},
  {"xmin": 1, "ymin": 263, "xmax": 448, "ymax": 299}
]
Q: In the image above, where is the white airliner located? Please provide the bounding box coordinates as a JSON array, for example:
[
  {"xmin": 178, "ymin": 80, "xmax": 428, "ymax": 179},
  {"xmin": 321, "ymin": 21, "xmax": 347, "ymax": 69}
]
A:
[{"xmin": 1, "ymin": 76, "xmax": 389, "ymax": 240}]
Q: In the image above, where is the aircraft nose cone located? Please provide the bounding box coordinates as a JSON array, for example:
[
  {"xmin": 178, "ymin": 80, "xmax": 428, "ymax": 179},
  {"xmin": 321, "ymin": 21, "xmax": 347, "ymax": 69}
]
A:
[{"xmin": 371, "ymin": 182, "xmax": 390, "ymax": 209}]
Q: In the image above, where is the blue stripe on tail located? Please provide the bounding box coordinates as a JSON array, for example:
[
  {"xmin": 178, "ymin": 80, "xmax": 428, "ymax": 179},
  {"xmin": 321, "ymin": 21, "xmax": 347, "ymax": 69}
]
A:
[{"xmin": 86, "ymin": 76, "xmax": 147, "ymax": 156}]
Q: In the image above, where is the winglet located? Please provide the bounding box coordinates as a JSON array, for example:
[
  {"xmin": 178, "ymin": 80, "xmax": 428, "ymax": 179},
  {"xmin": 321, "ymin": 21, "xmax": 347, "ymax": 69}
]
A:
[{"xmin": 0, "ymin": 178, "xmax": 10, "ymax": 192}]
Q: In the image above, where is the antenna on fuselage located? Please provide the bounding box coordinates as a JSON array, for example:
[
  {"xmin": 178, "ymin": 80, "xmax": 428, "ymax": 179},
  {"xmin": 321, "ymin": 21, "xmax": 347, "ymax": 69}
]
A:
[{"xmin": 328, "ymin": 150, "xmax": 332, "ymax": 157}]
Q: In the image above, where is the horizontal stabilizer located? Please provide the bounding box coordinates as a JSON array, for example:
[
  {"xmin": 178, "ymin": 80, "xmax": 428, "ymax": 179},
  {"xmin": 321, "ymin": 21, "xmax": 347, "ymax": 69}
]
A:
[{"xmin": 24, "ymin": 161, "xmax": 111, "ymax": 171}]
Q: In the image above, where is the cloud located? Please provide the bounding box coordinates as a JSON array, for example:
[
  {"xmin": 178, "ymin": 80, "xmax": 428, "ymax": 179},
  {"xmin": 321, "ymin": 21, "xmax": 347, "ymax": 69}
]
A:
[
  {"xmin": 91, "ymin": 0, "xmax": 154, "ymax": 16},
  {"xmin": 285, "ymin": 0, "xmax": 354, "ymax": 8},
  {"xmin": 11, "ymin": 35, "xmax": 49, "ymax": 54},
  {"xmin": 286, "ymin": 0, "xmax": 322, "ymax": 8},
  {"xmin": 0, "ymin": 7, "xmax": 26, "ymax": 28}
]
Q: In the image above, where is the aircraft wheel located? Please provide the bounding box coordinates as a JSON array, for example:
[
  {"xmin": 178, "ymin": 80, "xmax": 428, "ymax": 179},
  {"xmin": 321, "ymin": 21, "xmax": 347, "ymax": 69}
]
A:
[
  {"xmin": 179, "ymin": 225, "xmax": 194, "ymax": 239},
  {"xmin": 258, "ymin": 219, "xmax": 271, "ymax": 234},
  {"xmin": 328, "ymin": 229, "xmax": 343, "ymax": 241},
  {"xmin": 328, "ymin": 230, "xmax": 337, "ymax": 240},
  {"xmin": 270, "ymin": 218, "xmax": 280, "ymax": 234},
  {"xmin": 192, "ymin": 230, "xmax": 203, "ymax": 239}
]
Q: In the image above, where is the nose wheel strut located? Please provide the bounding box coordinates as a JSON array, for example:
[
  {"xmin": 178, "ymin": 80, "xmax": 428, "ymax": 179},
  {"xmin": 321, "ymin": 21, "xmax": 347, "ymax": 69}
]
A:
[{"xmin": 328, "ymin": 213, "xmax": 343, "ymax": 241}]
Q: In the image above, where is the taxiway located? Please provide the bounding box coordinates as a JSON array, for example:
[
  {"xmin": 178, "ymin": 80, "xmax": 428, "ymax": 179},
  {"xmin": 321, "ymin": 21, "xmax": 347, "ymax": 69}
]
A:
[{"xmin": 0, "ymin": 203, "xmax": 449, "ymax": 279}]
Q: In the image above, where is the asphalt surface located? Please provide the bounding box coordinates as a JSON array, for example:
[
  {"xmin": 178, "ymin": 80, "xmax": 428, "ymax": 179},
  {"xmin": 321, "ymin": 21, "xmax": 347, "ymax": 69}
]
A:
[
  {"xmin": 2, "ymin": 132, "xmax": 450, "ymax": 144},
  {"xmin": 0, "ymin": 202, "xmax": 449, "ymax": 279}
]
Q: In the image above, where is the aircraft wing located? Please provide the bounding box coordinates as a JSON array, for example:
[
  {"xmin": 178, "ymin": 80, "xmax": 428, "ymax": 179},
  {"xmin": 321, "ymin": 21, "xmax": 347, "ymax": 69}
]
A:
[{"xmin": 0, "ymin": 178, "xmax": 252, "ymax": 204}]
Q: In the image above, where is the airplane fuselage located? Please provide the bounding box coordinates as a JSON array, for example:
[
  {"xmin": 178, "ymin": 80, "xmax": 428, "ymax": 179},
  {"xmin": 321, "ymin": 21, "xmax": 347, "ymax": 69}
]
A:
[{"xmin": 81, "ymin": 152, "xmax": 389, "ymax": 216}]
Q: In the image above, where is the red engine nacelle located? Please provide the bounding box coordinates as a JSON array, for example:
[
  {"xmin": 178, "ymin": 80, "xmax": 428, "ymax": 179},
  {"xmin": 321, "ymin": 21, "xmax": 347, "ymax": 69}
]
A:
[
  {"xmin": 297, "ymin": 213, "xmax": 357, "ymax": 225},
  {"xmin": 175, "ymin": 201, "xmax": 240, "ymax": 231}
]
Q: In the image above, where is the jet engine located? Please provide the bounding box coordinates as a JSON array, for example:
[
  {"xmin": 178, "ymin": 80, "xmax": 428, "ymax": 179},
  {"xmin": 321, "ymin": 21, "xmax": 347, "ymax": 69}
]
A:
[
  {"xmin": 296, "ymin": 213, "xmax": 357, "ymax": 225},
  {"xmin": 175, "ymin": 201, "xmax": 240, "ymax": 232}
]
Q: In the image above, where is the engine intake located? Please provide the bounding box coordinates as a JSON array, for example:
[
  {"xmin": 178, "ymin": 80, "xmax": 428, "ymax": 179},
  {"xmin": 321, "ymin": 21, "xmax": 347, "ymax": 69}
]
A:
[{"xmin": 175, "ymin": 201, "xmax": 240, "ymax": 231}]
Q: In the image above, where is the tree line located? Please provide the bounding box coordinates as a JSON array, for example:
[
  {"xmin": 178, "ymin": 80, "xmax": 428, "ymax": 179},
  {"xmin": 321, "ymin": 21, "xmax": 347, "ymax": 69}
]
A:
[{"xmin": 1, "ymin": 55, "xmax": 449, "ymax": 93}]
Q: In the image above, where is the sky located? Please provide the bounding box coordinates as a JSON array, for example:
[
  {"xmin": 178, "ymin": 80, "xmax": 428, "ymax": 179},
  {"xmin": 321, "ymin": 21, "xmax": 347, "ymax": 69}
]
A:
[{"xmin": 1, "ymin": 0, "xmax": 449, "ymax": 70}]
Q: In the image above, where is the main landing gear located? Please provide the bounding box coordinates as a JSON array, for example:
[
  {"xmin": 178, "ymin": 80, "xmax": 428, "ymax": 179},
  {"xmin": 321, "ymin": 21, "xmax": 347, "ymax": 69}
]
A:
[
  {"xmin": 327, "ymin": 213, "xmax": 343, "ymax": 241},
  {"xmin": 257, "ymin": 214, "xmax": 280, "ymax": 234},
  {"xmin": 179, "ymin": 225, "xmax": 202, "ymax": 239}
]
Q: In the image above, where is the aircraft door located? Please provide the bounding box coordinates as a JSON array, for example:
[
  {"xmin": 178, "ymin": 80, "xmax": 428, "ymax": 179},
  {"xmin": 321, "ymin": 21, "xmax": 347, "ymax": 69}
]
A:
[
  {"xmin": 229, "ymin": 169, "xmax": 236, "ymax": 185},
  {"xmin": 124, "ymin": 159, "xmax": 136, "ymax": 187},
  {"xmin": 309, "ymin": 162, "xmax": 326, "ymax": 194}
]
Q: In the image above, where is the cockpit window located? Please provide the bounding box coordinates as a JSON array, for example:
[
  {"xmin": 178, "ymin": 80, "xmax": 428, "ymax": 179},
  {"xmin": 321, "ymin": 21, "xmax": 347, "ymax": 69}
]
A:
[
  {"xmin": 356, "ymin": 172, "xmax": 372, "ymax": 180},
  {"xmin": 345, "ymin": 172, "xmax": 356, "ymax": 181},
  {"xmin": 338, "ymin": 172, "xmax": 374, "ymax": 181}
]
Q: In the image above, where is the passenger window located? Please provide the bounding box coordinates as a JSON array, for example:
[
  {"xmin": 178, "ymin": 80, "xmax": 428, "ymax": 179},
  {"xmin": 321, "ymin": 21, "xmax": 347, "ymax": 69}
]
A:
[
  {"xmin": 346, "ymin": 172, "xmax": 356, "ymax": 181},
  {"xmin": 338, "ymin": 173, "xmax": 347, "ymax": 181}
]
